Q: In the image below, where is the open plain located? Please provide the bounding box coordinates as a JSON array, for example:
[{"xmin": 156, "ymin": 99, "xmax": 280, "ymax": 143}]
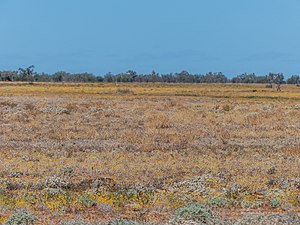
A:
[{"xmin": 0, "ymin": 82, "xmax": 300, "ymax": 224}]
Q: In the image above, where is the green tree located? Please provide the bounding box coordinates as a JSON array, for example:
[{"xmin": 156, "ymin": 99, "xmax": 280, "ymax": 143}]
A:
[
  {"xmin": 287, "ymin": 75, "xmax": 300, "ymax": 84},
  {"xmin": 267, "ymin": 73, "xmax": 284, "ymax": 91},
  {"xmin": 18, "ymin": 65, "xmax": 35, "ymax": 82}
]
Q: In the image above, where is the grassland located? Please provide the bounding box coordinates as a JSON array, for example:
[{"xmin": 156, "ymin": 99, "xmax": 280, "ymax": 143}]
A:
[{"xmin": 0, "ymin": 82, "xmax": 300, "ymax": 224}]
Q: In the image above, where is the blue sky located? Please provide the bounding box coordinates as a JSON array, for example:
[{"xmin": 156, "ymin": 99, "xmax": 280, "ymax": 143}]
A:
[{"xmin": 1, "ymin": 0, "xmax": 300, "ymax": 76}]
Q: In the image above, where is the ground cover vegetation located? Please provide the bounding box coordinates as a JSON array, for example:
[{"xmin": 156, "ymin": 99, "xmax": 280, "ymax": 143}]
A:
[{"xmin": 0, "ymin": 82, "xmax": 300, "ymax": 224}]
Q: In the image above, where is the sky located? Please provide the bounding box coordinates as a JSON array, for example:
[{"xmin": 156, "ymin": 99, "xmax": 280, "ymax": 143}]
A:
[{"xmin": 1, "ymin": 0, "xmax": 300, "ymax": 77}]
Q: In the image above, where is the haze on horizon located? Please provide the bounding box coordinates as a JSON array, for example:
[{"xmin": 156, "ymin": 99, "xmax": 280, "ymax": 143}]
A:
[{"xmin": 0, "ymin": 0, "xmax": 300, "ymax": 77}]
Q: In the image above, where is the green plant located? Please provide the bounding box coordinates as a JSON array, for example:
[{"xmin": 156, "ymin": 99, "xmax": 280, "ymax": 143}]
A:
[
  {"xmin": 241, "ymin": 200, "xmax": 253, "ymax": 208},
  {"xmin": 108, "ymin": 220, "xmax": 146, "ymax": 225},
  {"xmin": 209, "ymin": 196, "xmax": 228, "ymax": 207},
  {"xmin": 78, "ymin": 194, "xmax": 96, "ymax": 207},
  {"xmin": 5, "ymin": 210, "xmax": 36, "ymax": 225},
  {"xmin": 171, "ymin": 203, "xmax": 212, "ymax": 224},
  {"xmin": 270, "ymin": 198, "xmax": 281, "ymax": 208},
  {"xmin": 60, "ymin": 220, "xmax": 92, "ymax": 225},
  {"xmin": 44, "ymin": 187, "xmax": 67, "ymax": 198},
  {"xmin": 235, "ymin": 214, "xmax": 300, "ymax": 225}
]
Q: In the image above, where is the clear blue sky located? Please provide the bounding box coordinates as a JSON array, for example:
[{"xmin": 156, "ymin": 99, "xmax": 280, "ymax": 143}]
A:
[{"xmin": 1, "ymin": 0, "xmax": 300, "ymax": 76}]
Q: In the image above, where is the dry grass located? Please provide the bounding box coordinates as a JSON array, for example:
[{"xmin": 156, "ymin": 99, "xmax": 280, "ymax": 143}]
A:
[{"xmin": 0, "ymin": 82, "xmax": 300, "ymax": 224}]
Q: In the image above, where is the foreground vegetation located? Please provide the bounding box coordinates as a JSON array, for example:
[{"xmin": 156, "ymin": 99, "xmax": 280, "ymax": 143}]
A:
[{"xmin": 0, "ymin": 82, "xmax": 300, "ymax": 224}]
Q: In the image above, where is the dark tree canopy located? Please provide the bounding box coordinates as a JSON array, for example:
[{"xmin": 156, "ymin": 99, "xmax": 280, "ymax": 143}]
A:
[
  {"xmin": 0, "ymin": 66, "xmax": 298, "ymax": 89},
  {"xmin": 18, "ymin": 65, "xmax": 35, "ymax": 82}
]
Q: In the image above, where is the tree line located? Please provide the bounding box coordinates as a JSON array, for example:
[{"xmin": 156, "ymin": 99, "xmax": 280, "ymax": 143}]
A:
[{"xmin": 0, "ymin": 65, "xmax": 300, "ymax": 85}]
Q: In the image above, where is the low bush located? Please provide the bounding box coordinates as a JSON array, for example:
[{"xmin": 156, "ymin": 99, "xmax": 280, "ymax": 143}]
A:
[{"xmin": 5, "ymin": 210, "xmax": 36, "ymax": 225}]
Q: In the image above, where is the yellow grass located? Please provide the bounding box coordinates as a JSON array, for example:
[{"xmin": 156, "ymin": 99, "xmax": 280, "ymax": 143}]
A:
[{"xmin": 0, "ymin": 82, "xmax": 299, "ymax": 224}]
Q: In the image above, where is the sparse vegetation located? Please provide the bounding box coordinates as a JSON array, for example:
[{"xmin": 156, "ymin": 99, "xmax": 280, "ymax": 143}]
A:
[{"xmin": 0, "ymin": 82, "xmax": 299, "ymax": 224}]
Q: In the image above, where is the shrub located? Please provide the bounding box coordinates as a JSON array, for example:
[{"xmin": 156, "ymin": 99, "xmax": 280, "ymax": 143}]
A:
[
  {"xmin": 209, "ymin": 196, "xmax": 228, "ymax": 207},
  {"xmin": 5, "ymin": 210, "xmax": 36, "ymax": 225},
  {"xmin": 78, "ymin": 194, "xmax": 96, "ymax": 207},
  {"xmin": 224, "ymin": 183, "xmax": 245, "ymax": 199},
  {"xmin": 116, "ymin": 88, "xmax": 133, "ymax": 94},
  {"xmin": 60, "ymin": 220, "xmax": 92, "ymax": 225},
  {"xmin": 171, "ymin": 203, "xmax": 212, "ymax": 224},
  {"xmin": 270, "ymin": 198, "xmax": 282, "ymax": 208},
  {"xmin": 39, "ymin": 106, "xmax": 70, "ymax": 114},
  {"xmin": 108, "ymin": 220, "xmax": 146, "ymax": 225},
  {"xmin": 173, "ymin": 174, "xmax": 213, "ymax": 194},
  {"xmin": 235, "ymin": 214, "xmax": 300, "ymax": 225},
  {"xmin": 42, "ymin": 175, "xmax": 71, "ymax": 189},
  {"xmin": 62, "ymin": 219, "xmax": 154, "ymax": 225},
  {"xmin": 43, "ymin": 187, "xmax": 67, "ymax": 198},
  {"xmin": 222, "ymin": 105, "xmax": 231, "ymax": 112},
  {"xmin": 267, "ymin": 166, "xmax": 277, "ymax": 175}
]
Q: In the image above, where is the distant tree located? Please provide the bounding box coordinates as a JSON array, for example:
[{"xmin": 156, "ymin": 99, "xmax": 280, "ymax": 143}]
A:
[
  {"xmin": 52, "ymin": 71, "xmax": 69, "ymax": 82},
  {"xmin": 231, "ymin": 73, "xmax": 269, "ymax": 84},
  {"xmin": 73, "ymin": 73, "xmax": 97, "ymax": 82},
  {"xmin": 267, "ymin": 73, "xmax": 284, "ymax": 91},
  {"xmin": 1, "ymin": 67, "xmax": 293, "ymax": 84},
  {"xmin": 96, "ymin": 76, "xmax": 104, "ymax": 82},
  {"xmin": 232, "ymin": 73, "xmax": 256, "ymax": 83},
  {"xmin": 161, "ymin": 73, "xmax": 176, "ymax": 83},
  {"xmin": 274, "ymin": 73, "xmax": 285, "ymax": 91},
  {"xmin": 204, "ymin": 72, "xmax": 228, "ymax": 83},
  {"xmin": 175, "ymin": 70, "xmax": 194, "ymax": 83},
  {"xmin": 34, "ymin": 73, "xmax": 51, "ymax": 82},
  {"xmin": 18, "ymin": 65, "xmax": 35, "ymax": 82},
  {"xmin": 104, "ymin": 72, "xmax": 114, "ymax": 82},
  {"xmin": 113, "ymin": 71, "xmax": 137, "ymax": 83},
  {"xmin": 255, "ymin": 75, "xmax": 268, "ymax": 83},
  {"xmin": 126, "ymin": 70, "xmax": 138, "ymax": 82},
  {"xmin": 0, "ymin": 71, "xmax": 18, "ymax": 81},
  {"xmin": 139, "ymin": 70, "xmax": 161, "ymax": 82},
  {"xmin": 266, "ymin": 73, "xmax": 275, "ymax": 88},
  {"xmin": 149, "ymin": 70, "xmax": 161, "ymax": 82},
  {"xmin": 287, "ymin": 75, "xmax": 300, "ymax": 84},
  {"xmin": 194, "ymin": 74, "xmax": 205, "ymax": 83}
]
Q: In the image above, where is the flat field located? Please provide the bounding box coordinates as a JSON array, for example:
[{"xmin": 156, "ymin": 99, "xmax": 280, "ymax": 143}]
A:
[{"xmin": 0, "ymin": 82, "xmax": 300, "ymax": 224}]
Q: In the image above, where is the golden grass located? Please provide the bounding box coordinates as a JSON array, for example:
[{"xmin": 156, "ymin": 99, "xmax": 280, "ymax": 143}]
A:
[{"xmin": 0, "ymin": 82, "xmax": 300, "ymax": 224}]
